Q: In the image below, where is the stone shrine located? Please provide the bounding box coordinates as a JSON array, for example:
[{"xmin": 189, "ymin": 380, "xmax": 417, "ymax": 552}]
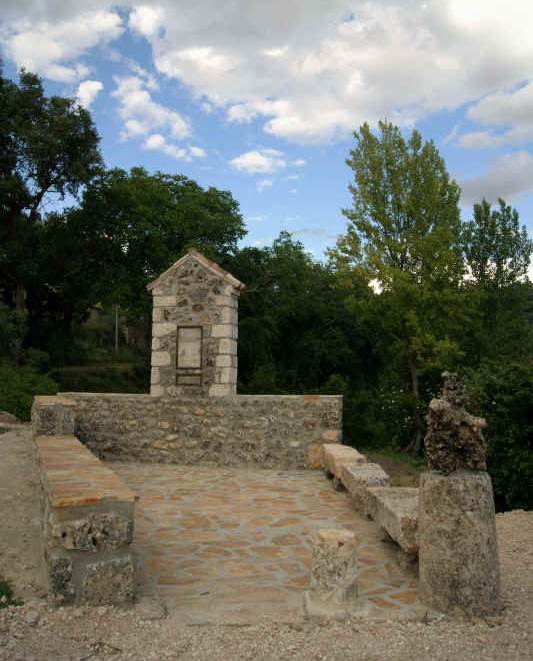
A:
[{"xmin": 148, "ymin": 250, "xmax": 244, "ymax": 398}]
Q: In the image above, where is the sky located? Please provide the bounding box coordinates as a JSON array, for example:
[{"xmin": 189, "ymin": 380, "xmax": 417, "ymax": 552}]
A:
[{"xmin": 1, "ymin": 0, "xmax": 533, "ymax": 264}]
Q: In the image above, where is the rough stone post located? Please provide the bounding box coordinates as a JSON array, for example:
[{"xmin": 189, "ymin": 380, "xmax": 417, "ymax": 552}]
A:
[
  {"xmin": 303, "ymin": 528, "xmax": 359, "ymax": 620},
  {"xmin": 418, "ymin": 372, "xmax": 500, "ymax": 616}
]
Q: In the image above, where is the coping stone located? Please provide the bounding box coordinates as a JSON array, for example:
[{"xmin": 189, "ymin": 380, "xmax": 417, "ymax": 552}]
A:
[
  {"xmin": 367, "ymin": 486, "xmax": 419, "ymax": 555},
  {"xmin": 320, "ymin": 443, "xmax": 366, "ymax": 480}
]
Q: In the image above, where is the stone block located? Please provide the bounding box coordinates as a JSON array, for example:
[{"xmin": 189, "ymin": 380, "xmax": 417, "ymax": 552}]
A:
[
  {"xmin": 220, "ymin": 306, "xmax": 238, "ymax": 324},
  {"xmin": 306, "ymin": 443, "xmax": 322, "ymax": 469},
  {"xmin": 320, "ymin": 444, "xmax": 366, "ymax": 480},
  {"xmin": 215, "ymin": 354, "xmax": 233, "ymax": 368},
  {"xmin": 367, "ymin": 487, "xmax": 419, "ymax": 554},
  {"xmin": 52, "ymin": 513, "xmax": 133, "ymax": 552},
  {"xmin": 211, "ymin": 323, "xmax": 234, "ymax": 338},
  {"xmin": 304, "ymin": 528, "xmax": 358, "ymax": 620},
  {"xmin": 208, "ymin": 384, "xmax": 234, "ymax": 397},
  {"xmin": 341, "ymin": 463, "xmax": 389, "ymax": 514},
  {"xmin": 151, "ymin": 351, "xmax": 171, "ymax": 367},
  {"xmin": 218, "ymin": 338, "xmax": 237, "ymax": 355},
  {"xmin": 47, "ymin": 554, "xmax": 75, "ymax": 607},
  {"xmin": 32, "ymin": 396, "xmax": 76, "ymax": 437},
  {"xmin": 418, "ymin": 470, "xmax": 500, "ymax": 616},
  {"xmin": 150, "ymin": 367, "xmax": 160, "ymax": 385},
  {"xmin": 321, "ymin": 429, "xmax": 342, "ymax": 443},
  {"xmin": 81, "ymin": 557, "xmax": 134, "ymax": 606},
  {"xmin": 152, "ymin": 322, "xmax": 177, "ymax": 338},
  {"xmin": 153, "ymin": 295, "xmax": 176, "ymax": 308}
]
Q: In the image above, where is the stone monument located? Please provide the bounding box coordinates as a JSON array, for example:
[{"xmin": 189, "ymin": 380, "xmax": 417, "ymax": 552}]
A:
[
  {"xmin": 147, "ymin": 249, "xmax": 245, "ymax": 398},
  {"xmin": 418, "ymin": 372, "xmax": 500, "ymax": 616}
]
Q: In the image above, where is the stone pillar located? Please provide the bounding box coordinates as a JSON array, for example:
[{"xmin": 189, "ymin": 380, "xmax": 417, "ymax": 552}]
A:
[
  {"xmin": 418, "ymin": 470, "xmax": 500, "ymax": 616},
  {"xmin": 304, "ymin": 529, "xmax": 359, "ymax": 620},
  {"xmin": 147, "ymin": 250, "xmax": 244, "ymax": 398},
  {"xmin": 31, "ymin": 395, "xmax": 76, "ymax": 436},
  {"xmin": 419, "ymin": 372, "xmax": 500, "ymax": 616}
]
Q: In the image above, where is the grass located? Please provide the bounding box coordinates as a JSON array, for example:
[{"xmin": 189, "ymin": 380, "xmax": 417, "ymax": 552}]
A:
[
  {"xmin": 361, "ymin": 447, "xmax": 426, "ymax": 487},
  {"xmin": 0, "ymin": 577, "xmax": 21, "ymax": 608}
]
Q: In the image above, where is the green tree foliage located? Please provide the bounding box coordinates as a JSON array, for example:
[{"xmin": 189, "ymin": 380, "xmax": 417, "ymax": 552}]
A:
[
  {"xmin": 35, "ymin": 167, "xmax": 246, "ymax": 359},
  {"xmin": 0, "ymin": 68, "xmax": 101, "ymax": 314},
  {"xmin": 0, "ymin": 362, "xmax": 57, "ymax": 421},
  {"xmin": 330, "ymin": 120, "xmax": 465, "ymax": 452},
  {"xmin": 466, "ymin": 359, "xmax": 533, "ymax": 511},
  {"xmin": 230, "ymin": 232, "xmax": 363, "ymax": 394},
  {"xmin": 463, "ymin": 198, "xmax": 532, "ymax": 289},
  {"xmin": 461, "ymin": 199, "xmax": 532, "ymax": 364}
]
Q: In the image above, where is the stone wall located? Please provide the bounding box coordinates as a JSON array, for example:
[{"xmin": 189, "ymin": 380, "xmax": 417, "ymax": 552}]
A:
[{"xmin": 51, "ymin": 393, "xmax": 343, "ymax": 469}]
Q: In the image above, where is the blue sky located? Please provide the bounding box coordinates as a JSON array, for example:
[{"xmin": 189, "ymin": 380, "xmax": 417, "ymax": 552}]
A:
[{"xmin": 2, "ymin": 1, "xmax": 533, "ymax": 265}]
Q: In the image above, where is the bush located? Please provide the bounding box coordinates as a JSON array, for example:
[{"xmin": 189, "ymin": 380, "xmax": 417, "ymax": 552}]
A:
[
  {"xmin": 0, "ymin": 577, "xmax": 21, "ymax": 608},
  {"xmin": 0, "ymin": 363, "xmax": 58, "ymax": 421},
  {"xmin": 466, "ymin": 359, "xmax": 533, "ymax": 511}
]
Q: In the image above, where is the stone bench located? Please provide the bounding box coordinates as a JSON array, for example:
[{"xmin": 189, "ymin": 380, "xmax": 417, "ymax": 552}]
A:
[
  {"xmin": 35, "ymin": 435, "xmax": 138, "ymax": 606},
  {"xmin": 341, "ymin": 463, "xmax": 390, "ymax": 515},
  {"xmin": 366, "ymin": 486, "xmax": 419, "ymax": 555},
  {"xmin": 320, "ymin": 444, "xmax": 367, "ymax": 488}
]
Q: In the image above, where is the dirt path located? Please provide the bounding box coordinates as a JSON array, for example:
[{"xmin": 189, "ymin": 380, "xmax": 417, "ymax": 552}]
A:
[{"xmin": 0, "ymin": 426, "xmax": 532, "ymax": 660}]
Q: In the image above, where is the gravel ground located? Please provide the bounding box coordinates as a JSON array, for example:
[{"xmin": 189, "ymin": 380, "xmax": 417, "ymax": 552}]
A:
[{"xmin": 1, "ymin": 425, "xmax": 531, "ymax": 661}]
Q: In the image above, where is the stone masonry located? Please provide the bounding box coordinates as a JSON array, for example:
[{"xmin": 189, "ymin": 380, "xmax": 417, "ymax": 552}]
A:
[
  {"xmin": 35, "ymin": 434, "xmax": 137, "ymax": 607},
  {"xmin": 418, "ymin": 373, "xmax": 500, "ymax": 616},
  {"xmin": 147, "ymin": 250, "xmax": 244, "ymax": 398},
  {"xmin": 39, "ymin": 392, "xmax": 342, "ymax": 469}
]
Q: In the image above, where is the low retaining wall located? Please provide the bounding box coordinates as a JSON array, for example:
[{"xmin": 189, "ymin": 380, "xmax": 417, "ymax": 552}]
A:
[
  {"xmin": 33, "ymin": 393, "xmax": 343, "ymax": 469},
  {"xmin": 35, "ymin": 434, "xmax": 137, "ymax": 606}
]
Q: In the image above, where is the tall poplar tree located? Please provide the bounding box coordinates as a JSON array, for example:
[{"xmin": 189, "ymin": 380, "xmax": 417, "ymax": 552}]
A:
[{"xmin": 330, "ymin": 120, "xmax": 464, "ymax": 452}]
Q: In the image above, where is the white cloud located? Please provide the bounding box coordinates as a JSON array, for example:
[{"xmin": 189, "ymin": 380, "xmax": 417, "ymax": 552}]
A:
[
  {"xmin": 458, "ymin": 82, "xmax": 533, "ymax": 146},
  {"xmin": 144, "ymin": 133, "xmax": 205, "ymax": 160},
  {"xmin": 113, "ymin": 75, "xmax": 190, "ymax": 141},
  {"xmin": 256, "ymin": 179, "xmax": 273, "ymax": 192},
  {"xmin": 230, "ymin": 149, "xmax": 286, "ymax": 174},
  {"xmin": 458, "ymin": 131, "xmax": 505, "ymax": 149},
  {"xmin": 119, "ymin": 0, "xmax": 533, "ymax": 143},
  {"xmin": 129, "ymin": 5, "xmax": 165, "ymax": 38},
  {"xmin": 459, "ymin": 151, "xmax": 533, "ymax": 206},
  {"xmin": 76, "ymin": 80, "xmax": 104, "ymax": 108},
  {"xmin": 2, "ymin": 0, "xmax": 533, "ymax": 147},
  {"xmin": 3, "ymin": 9, "xmax": 123, "ymax": 81}
]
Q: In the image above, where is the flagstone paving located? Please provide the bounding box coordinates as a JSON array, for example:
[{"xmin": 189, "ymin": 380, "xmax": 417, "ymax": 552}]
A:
[{"xmin": 110, "ymin": 462, "xmax": 427, "ymax": 624}]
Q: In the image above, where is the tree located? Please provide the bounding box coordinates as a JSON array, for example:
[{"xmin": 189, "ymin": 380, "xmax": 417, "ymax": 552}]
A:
[
  {"xmin": 0, "ymin": 68, "xmax": 102, "ymax": 314},
  {"xmin": 461, "ymin": 198, "xmax": 532, "ymax": 364},
  {"xmin": 330, "ymin": 120, "xmax": 465, "ymax": 452},
  {"xmin": 231, "ymin": 232, "xmax": 360, "ymax": 394},
  {"xmin": 44, "ymin": 167, "xmax": 246, "ymax": 327},
  {"xmin": 463, "ymin": 198, "xmax": 532, "ymax": 290}
]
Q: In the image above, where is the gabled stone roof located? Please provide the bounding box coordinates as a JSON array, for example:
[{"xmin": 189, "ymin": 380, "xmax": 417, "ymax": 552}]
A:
[{"xmin": 147, "ymin": 249, "xmax": 245, "ymax": 291}]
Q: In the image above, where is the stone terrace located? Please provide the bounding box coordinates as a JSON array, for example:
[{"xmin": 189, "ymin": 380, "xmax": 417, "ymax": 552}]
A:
[{"xmin": 110, "ymin": 461, "xmax": 426, "ymax": 624}]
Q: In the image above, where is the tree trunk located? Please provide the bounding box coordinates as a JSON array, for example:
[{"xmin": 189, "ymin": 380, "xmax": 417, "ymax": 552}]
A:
[
  {"xmin": 14, "ymin": 283, "xmax": 27, "ymax": 313},
  {"xmin": 405, "ymin": 350, "xmax": 424, "ymax": 456}
]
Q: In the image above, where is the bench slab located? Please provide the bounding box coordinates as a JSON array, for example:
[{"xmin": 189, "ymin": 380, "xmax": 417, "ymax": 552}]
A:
[
  {"xmin": 35, "ymin": 435, "xmax": 138, "ymax": 607},
  {"xmin": 367, "ymin": 486, "xmax": 419, "ymax": 555},
  {"xmin": 341, "ymin": 462, "xmax": 390, "ymax": 514},
  {"xmin": 320, "ymin": 443, "xmax": 366, "ymax": 480}
]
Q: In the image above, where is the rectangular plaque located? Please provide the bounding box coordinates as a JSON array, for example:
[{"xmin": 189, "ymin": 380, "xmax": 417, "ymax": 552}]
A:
[{"xmin": 176, "ymin": 326, "xmax": 202, "ymax": 369}]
